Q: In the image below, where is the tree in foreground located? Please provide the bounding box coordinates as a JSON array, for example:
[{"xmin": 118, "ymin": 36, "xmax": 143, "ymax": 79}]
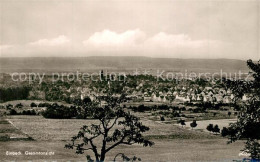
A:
[
  {"xmin": 225, "ymin": 60, "xmax": 260, "ymax": 159},
  {"xmin": 65, "ymin": 94, "xmax": 154, "ymax": 161}
]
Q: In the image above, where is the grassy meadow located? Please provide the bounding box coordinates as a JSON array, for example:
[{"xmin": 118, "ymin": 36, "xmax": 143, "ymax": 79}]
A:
[{"xmin": 0, "ymin": 115, "xmax": 247, "ymax": 161}]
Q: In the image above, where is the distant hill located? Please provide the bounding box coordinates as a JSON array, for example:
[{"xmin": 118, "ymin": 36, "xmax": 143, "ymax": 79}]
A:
[{"xmin": 0, "ymin": 56, "xmax": 249, "ymax": 74}]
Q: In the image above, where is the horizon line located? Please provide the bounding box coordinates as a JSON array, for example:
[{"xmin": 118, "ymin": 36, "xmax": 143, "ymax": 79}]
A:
[{"xmin": 0, "ymin": 56, "xmax": 251, "ymax": 61}]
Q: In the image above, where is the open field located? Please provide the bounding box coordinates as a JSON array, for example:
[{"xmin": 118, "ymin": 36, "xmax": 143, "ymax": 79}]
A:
[
  {"xmin": 0, "ymin": 118, "xmax": 31, "ymax": 141},
  {"xmin": 0, "ymin": 139, "xmax": 246, "ymax": 161},
  {"xmin": 0, "ymin": 115, "xmax": 247, "ymax": 161},
  {"xmin": 6, "ymin": 115, "xmax": 223, "ymax": 141}
]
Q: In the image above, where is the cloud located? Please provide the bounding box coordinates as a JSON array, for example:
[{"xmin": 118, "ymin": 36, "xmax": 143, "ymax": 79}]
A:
[
  {"xmin": 0, "ymin": 45, "xmax": 13, "ymax": 50},
  {"xmin": 83, "ymin": 29, "xmax": 220, "ymax": 51},
  {"xmin": 29, "ymin": 35, "xmax": 70, "ymax": 46},
  {"xmin": 83, "ymin": 29, "xmax": 146, "ymax": 47},
  {"xmin": 146, "ymin": 32, "xmax": 217, "ymax": 48},
  {"xmin": 0, "ymin": 45, "xmax": 14, "ymax": 56},
  {"xmin": 0, "ymin": 30, "xmax": 228, "ymax": 59}
]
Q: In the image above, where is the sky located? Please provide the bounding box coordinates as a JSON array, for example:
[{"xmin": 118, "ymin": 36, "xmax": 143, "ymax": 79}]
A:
[{"xmin": 0, "ymin": 0, "xmax": 259, "ymax": 60}]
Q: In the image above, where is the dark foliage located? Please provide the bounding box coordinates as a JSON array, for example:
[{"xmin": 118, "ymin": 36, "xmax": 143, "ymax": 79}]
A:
[
  {"xmin": 15, "ymin": 103, "xmax": 23, "ymax": 108},
  {"xmin": 0, "ymin": 86, "xmax": 31, "ymax": 102},
  {"xmin": 212, "ymin": 125, "xmax": 220, "ymax": 134},
  {"xmin": 160, "ymin": 116, "xmax": 165, "ymax": 121},
  {"xmin": 8, "ymin": 109, "xmax": 37, "ymax": 115},
  {"xmin": 224, "ymin": 60, "xmax": 260, "ymax": 159},
  {"xmin": 38, "ymin": 102, "xmax": 51, "ymax": 107},
  {"xmin": 206, "ymin": 124, "xmax": 213, "ymax": 132},
  {"xmin": 178, "ymin": 119, "xmax": 186, "ymax": 127},
  {"xmin": 65, "ymin": 93, "xmax": 154, "ymax": 161},
  {"xmin": 190, "ymin": 120, "xmax": 198, "ymax": 129},
  {"xmin": 30, "ymin": 102, "xmax": 38, "ymax": 107},
  {"xmin": 9, "ymin": 109, "xmax": 17, "ymax": 115},
  {"xmin": 42, "ymin": 103, "xmax": 77, "ymax": 119},
  {"xmin": 22, "ymin": 110, "xmax": 37, "ymax": 115},
  {"xmin": 221, "ymin": 127, "xmax": 229, "ymax": 137}
]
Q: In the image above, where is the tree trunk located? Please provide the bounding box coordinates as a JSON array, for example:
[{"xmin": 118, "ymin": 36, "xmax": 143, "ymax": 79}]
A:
[{"xmin": 100, "ymin": 130, "xmax": 108, "ymax": 161}]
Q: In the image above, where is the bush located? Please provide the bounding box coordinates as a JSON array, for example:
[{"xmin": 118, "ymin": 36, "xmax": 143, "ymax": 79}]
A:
[
  {"xmin": 221, "ymin": 127, "xmax": 229, "ymax": 137},
  {"xmin": 130, "ymin": 105, "xmax": 153, "ymax": 112},
  {"xmin": 42, "ymin": 103, "xmax": 77, "ymax": 119},
  {"xmin": 207, "ymin": 124, "xmax": 220, "ymax": 134},
  {"xmin": 192, "ymin": 108, "xmax": 204, "ymax": 113},
  {"xmin": 206, "ymin": 124, "xmax": 214, "ymax": 132},
  {"xmin": 157, "ymin": 105, "xmax": 169, "ymax": 110},
  {"xmin": 38, "ymin": 103, "xmax": 50, "ymax": 107},
  {"xmin": 9, "ymin": 109, "xmax": 17, "ymax": 115},
  {"xmin": 15, "ymin": 103, "xmax": 23, "ymax": 108},
  {"xmin": 30, "ymin": 102, "xmax": 38, "ymax": 107},
  {"xmin": 178, "ymin": 119, "xmax": 186, "ymax": 127},
  {"xmin": 160, "ymin": 116, "xmax": 165, "ymax": 121},
  {"xmin": 22, "ymin": 110, "xmax": 37, "ymax": 115},
  {"xmin": 6, "ymin": 104, "xmax": 13, "ymax": 109},
  {"xmin": 213, "ymin": 125, "xmax": 220, "ymax": 134},
  {"xmin": 170, "ymin": 111, "xmax": 180, "ymax": 118},
  {"xmin": 180, "ymin": 107, "xmax": 186, "ymax": 111},
  {"xmin": 190, "ymin": 120, "xmax": 198, "ymax": 129}
]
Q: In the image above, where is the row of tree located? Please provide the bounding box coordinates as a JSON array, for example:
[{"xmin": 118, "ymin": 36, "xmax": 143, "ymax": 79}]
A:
[
  {"xmin": 9, "ymin": 109, "xmax": 37, "ymax": 115},
  {"xmin": 0, "ymin": 86, "xmax": 31, "ymax": 102}
]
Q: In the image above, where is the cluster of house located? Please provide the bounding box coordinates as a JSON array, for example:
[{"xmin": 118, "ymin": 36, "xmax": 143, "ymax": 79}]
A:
[
  {"xmin": 68, "ymin": 81, "xmax": 251, "ymax": 105},
  {"xmin": 128, "ymin": 85, "xmax": 252, "ymax": 104},
  {"xmin": 127, "ymin": 86, "xmax": 236, "ymax": 104}
]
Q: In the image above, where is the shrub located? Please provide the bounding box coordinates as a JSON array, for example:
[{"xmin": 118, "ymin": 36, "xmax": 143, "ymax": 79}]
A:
[
  {"xmin": 157, "ymin": 105, "xmax": 169, "ymax": 110},
  {"xmin": 221, "ymin": 127, "xmax": 229, "ymax": 137},
  {"xmin": 9, "ymin": 109, "xmax": 17, "ymax": 115},
  {"xmin": 22, "ymin": 110, "xmax": 37, "ymax": 115},
  {"xmin": 206, "ymin": 124, "xmax": 214, "ymax": 132},
  {"xmin": 42, "ymin": 103, "xmax": 77, "ymax": 119},
  {"xmin": 38, "ymin": 103, "xmax": 50, "ymax": 107},
  {"xmin": 170, "ymin": 111, "xmax": 180, "ymax": 118},
  {"xmin": 30, "ymin": 102, "xmax": 38, "ymax": 107},
  {"xmin": 6, "ymin": 104, "xmax": 13, "ymax": 109},
  {"xmin": 160, "ymin": 116, "xmax": 165, "ymax": 121},
  {"xmin": 213, "ymin": 125, "xmax": 220, "ymax": 134},
  {"xmin": 15, "ymin": 103, "xmax": 23, "ymax": 108},
  {"xmin": 178, "ymin": 119, "xmax": 186, "ymax": 127},
  {"xmin": 190, "ymin": 120, "xmax": 198, "ymax": 130}
]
